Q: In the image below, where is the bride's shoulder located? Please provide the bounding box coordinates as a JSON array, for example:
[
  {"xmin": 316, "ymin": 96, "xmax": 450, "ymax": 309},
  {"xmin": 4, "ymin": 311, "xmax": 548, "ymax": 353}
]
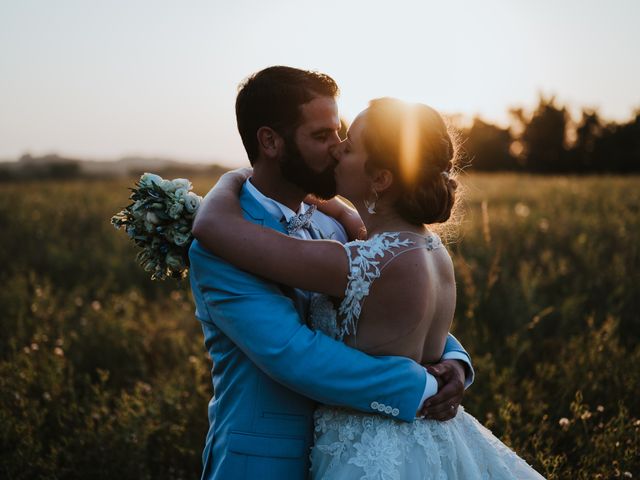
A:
[
  {"xmin": 340, "ymin": 233, "xmax": 418, "ymax": 282},
  {"xmin": 343, "ymin": 231, "xmax": 448, "ymax": 278},
  {"xmin": 344, "ymin": 231, "xmax": 429, "ymax": 254}
]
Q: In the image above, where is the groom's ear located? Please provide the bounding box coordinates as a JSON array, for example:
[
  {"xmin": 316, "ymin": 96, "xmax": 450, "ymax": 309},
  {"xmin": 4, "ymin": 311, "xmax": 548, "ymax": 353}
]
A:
[{"xmin": 257, "ymin": 127, "xmax": 283, "ymax": 159}]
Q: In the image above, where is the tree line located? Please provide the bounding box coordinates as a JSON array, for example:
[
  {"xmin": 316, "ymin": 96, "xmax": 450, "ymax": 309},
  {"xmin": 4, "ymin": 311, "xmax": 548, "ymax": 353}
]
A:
[
  {"xmin": 460, "ymin": 96, "xmax": 640, "ymax": 173},
  {"xmin": 3, "ymin": 95, "xmax": 639, "ymax": 179}
]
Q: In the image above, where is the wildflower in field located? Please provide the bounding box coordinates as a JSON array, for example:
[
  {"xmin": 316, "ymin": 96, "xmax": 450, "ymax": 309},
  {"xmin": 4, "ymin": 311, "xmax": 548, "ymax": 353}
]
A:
[
  {"xmin": 515, "ymin": 202, "xmax": 530, "ymax": 218},
  {"xmin": 559, "ymin": 417, "xmax": 570, "ymax": 430},
  {"xmin": 538, "ymin": 218, "xmax": 550, "ymax": 232}
]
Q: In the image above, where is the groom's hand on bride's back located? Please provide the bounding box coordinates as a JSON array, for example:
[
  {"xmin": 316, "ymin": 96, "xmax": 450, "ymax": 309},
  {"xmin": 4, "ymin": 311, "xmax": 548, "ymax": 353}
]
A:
[{"xmin": 419, "ymin": 360, "xmax": 466, "ymax": 421}]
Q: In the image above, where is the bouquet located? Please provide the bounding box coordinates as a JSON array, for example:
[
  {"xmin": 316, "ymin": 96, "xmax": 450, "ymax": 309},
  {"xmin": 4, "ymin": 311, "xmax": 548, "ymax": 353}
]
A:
[{"xmin": 111, "ymin": 173, "xmax": 202, "ymax": 280}]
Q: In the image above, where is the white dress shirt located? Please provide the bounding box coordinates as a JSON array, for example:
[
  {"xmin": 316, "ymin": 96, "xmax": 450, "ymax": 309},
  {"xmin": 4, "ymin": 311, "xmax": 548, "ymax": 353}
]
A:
[{"xmin": 244, "ymin": 179, "xmax": 312, "ymax": 238}]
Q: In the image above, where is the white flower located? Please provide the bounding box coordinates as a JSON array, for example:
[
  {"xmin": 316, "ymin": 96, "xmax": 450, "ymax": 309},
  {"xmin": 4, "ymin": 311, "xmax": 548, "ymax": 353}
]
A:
[
  {"xmin": 174, "ymin": 188, "xmax": 188, "ymax": 203},
  {"xmin": 146, "ymin": 211, "xmax": 160, "ymax": 224},
  {"xmin": 172, "ymin": 178, "xmax": 192, "ymax": 190},
  {"xmin": 139, "ymin": 173, "xmax": 162, "ymax": 189},
  {"xmin": 168, "ymin": 202, "xmax": 184, "ymax": 219},
  {"xmin": 160, "ymin": 179, "xmax": 176, "ymax": 193},
  {"xmin": 184, "ymin": 192, "xmax": 201, "ymax": 213}
]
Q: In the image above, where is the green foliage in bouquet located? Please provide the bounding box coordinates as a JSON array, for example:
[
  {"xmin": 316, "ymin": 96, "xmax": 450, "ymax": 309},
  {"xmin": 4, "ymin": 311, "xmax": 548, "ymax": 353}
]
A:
[{"xmin": 111, "ymin": 173, "xmax": 202, "ymax": 280}]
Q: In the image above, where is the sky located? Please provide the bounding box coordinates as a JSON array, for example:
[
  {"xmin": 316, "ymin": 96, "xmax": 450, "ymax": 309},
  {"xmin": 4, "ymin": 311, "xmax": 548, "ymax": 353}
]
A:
[{"xmin": 1, "ymin": 0, "xmax": 639, "ymax": 167}]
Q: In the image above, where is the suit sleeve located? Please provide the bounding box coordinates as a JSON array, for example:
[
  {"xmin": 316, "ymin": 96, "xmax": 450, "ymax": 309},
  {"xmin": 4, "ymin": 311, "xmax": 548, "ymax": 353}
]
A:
[
  {"xmin": 442, "ymin": 333, "xmax": 475, "ymax": 388},
  {"xmin": 190, "ymin": 240, "xmax": 428, "ymax": 422}
]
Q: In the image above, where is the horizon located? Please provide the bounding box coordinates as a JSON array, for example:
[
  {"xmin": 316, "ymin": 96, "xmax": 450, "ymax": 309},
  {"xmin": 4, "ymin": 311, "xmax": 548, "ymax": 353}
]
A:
[{"xmin": 2, "ymin": 0, "xmax": 639, "ymax": 167}]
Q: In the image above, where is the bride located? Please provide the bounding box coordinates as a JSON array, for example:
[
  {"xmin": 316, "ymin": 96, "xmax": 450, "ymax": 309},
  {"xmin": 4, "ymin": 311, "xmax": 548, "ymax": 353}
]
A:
[{"xmin": 194, "ymin": 97, "xmax": 544, "ymax": 479}]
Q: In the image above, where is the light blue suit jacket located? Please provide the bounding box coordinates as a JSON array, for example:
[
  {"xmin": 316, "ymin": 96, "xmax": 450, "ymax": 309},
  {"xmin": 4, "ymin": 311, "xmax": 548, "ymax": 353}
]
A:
[{"xmin": 189, "ymin": 183, "xmax": 473, "ymax": 479}]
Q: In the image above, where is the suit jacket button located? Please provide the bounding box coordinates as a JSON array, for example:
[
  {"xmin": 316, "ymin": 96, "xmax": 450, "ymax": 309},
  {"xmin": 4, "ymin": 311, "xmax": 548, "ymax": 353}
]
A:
[
  {"xmin": 378, "ymin": 404, "xmax": 385, "ymax": 412},
  {"xmin": 384, "ymin": 406, "xmax": 392, "ymax": 414},
  {"xmin": 371, "ymin": 401, "xmax": 379, "ymax": 410},
  {"xmin": 392, "ymin": 408, "xmax": 399, "ymax": 417}
]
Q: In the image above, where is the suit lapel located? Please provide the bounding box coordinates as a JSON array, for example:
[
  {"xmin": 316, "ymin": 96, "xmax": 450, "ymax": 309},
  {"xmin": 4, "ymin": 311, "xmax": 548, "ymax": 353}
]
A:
[
  {"xmin": 239, "ymin": 182, "xmax": 288, "ymax": 234},
  {"xmin": 239, "ymin": 182, "xmax": 311, "ymax": 320}
]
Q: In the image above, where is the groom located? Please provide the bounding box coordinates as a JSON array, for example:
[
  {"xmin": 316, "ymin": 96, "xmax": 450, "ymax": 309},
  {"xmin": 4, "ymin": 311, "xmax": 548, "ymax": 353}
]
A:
[{"xmin": 189, "ymin": 66, "xmax": 474, "ymax": 479}]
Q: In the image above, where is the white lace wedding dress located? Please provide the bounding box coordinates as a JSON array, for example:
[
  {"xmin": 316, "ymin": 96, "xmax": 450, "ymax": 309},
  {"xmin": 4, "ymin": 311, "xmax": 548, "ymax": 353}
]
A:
[{"xmin": 308, "ymin": 232, "xmax": 545, "ymax": 479}]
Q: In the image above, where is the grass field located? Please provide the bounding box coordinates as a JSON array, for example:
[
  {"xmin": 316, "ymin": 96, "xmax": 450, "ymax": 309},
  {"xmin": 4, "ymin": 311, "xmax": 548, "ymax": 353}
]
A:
[{"xmin": 1, "ymin": 173, "xmax": 638, "ymax": 479}]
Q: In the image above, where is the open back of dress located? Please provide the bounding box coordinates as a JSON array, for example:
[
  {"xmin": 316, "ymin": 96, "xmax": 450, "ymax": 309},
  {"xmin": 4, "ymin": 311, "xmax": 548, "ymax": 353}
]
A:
[
  {"xmin": 311, "ymin": 231, "xmax": 456, "ymax": 364},
  {"xmin": 308, "ymin": 231, "xmax": 545, "ymax": 480}
]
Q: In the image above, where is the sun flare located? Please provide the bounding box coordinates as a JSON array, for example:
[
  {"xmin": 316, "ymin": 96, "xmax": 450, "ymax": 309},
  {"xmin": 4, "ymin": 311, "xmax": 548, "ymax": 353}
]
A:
[{"xmin": 399, "ymin": 103, "xmax": 421, "ymax": 185}]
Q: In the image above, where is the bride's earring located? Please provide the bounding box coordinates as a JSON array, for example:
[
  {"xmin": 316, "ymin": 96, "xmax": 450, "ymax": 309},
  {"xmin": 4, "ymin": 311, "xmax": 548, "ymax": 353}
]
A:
[{"xmin": 364, "ymin": 189, "xmax": 378, "ymax": 214}]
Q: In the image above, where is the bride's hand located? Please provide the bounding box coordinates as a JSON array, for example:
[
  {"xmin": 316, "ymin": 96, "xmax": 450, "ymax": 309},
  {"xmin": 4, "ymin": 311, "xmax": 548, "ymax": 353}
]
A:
[
  {"xmin": 305, "ymin": 195, "xmax": 365, "ymax": 241},
  {"xmin": 218, "ymin": 167, "xmax": 253, "ymax": 191},
  {"xmin": 192, "ymin": 167, "xmax": 252, "ymax": 237}
]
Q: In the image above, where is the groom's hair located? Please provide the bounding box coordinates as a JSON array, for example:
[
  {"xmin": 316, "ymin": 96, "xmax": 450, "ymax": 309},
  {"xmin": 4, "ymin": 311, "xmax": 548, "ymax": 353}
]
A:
[{"xmin": 235, "ymin": 66, "xmax": 339, "ymax": 165}]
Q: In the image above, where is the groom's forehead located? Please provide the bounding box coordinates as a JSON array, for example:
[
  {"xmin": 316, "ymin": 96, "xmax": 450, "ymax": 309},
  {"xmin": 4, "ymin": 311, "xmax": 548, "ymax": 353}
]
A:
[{"xmin": 298, "ymin": 96, "xmax": 340, "ymax": 130}]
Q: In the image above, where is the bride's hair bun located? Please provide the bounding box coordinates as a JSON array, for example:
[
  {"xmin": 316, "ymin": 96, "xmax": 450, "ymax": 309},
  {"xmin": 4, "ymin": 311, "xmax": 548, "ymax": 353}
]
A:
[
  {"xmin": 396, "ymin": 164, "xmax": 458, "ymax": 225},
  {"xmin": 362, "ymin": 98, "xmax": 459, "ymax": 225}
]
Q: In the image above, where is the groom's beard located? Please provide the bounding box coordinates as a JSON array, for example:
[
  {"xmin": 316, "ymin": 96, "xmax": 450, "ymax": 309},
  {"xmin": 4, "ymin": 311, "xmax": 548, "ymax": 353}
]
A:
[{"xmin": 280, "ymin": 138, "xmax": 337, "ymax": 200}]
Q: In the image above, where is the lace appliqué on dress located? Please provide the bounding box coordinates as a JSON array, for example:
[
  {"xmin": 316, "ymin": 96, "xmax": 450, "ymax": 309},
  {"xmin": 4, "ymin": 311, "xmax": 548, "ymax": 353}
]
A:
[
  {"xmin": 308, "ymin": 231, "xmax": 544, "ymax": 479},
  {"xmin": 309, "ymin": 232, "xmax": 443, "ymax": 341},
  {"xmin": 312, "ymin": 406, "xmax": 544, "ymax": 480},
  {"xmin": 337, "ymin": 233, "xmax": 417, "ymax": 340},
  {"xmin": 309, "ymin": 293, "xmax": 340, "ymax": 339}
]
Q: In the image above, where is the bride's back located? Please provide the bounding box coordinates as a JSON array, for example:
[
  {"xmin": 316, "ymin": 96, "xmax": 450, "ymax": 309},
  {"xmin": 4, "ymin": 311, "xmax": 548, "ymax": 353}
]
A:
[{"xmin": 342, "ymin": 232, "xmax": 455, "ymax": 364}]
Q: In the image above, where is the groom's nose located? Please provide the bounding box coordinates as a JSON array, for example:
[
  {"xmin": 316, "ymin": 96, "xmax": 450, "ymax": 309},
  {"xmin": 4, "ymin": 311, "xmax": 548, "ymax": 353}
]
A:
[
  {"xmin": 329, "ymin": 141, "xmax": 344, "ymax": 160},
  {"xmin": 326, "ymin": 132, "xmax": 341, "ymax": 156}
]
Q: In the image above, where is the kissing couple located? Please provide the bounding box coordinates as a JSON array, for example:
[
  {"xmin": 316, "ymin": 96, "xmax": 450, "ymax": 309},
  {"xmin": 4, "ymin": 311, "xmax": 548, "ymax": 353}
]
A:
[{"xmin": 188, "ymin": 66, "xmax": 544, "ymax": 479}]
